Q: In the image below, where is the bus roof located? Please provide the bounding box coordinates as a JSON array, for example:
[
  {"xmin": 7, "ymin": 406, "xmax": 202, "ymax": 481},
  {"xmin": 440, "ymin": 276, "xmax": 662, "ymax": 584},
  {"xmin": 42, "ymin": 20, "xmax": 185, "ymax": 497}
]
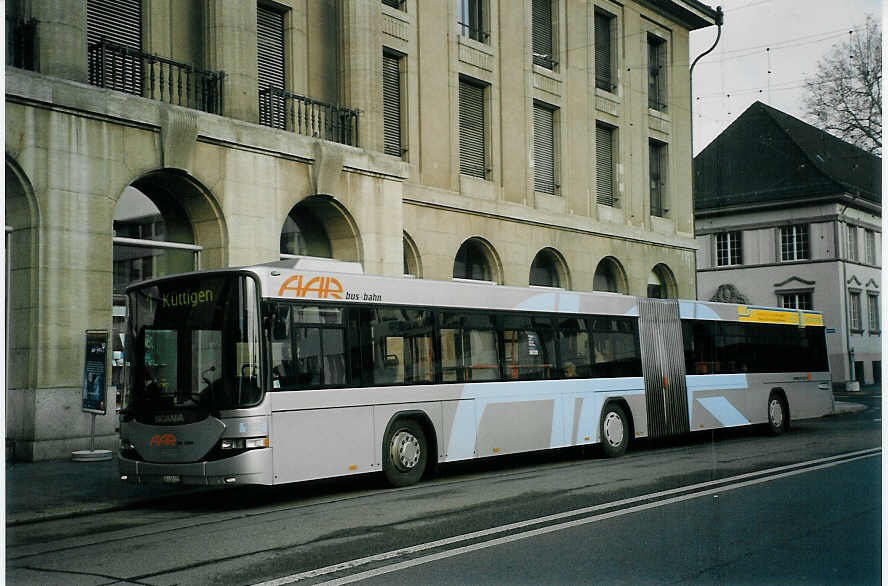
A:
[{"xmin": 126, "ymin": 260, "xmax": 824, "ymax": 327}]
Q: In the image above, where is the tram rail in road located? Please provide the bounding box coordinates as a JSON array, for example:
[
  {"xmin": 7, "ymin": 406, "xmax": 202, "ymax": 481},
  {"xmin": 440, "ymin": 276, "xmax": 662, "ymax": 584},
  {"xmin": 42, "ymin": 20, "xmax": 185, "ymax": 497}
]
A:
[{"xmin": 254, "ymin": 448, "xmax": 882, "ymax": 586}]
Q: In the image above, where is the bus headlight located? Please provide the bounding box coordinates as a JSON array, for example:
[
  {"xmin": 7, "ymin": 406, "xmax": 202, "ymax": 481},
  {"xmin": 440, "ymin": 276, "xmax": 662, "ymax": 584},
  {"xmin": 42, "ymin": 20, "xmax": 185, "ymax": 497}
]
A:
[{"xmin": 220, "ymin": 437, "xmax": 268, "ymax": 450}]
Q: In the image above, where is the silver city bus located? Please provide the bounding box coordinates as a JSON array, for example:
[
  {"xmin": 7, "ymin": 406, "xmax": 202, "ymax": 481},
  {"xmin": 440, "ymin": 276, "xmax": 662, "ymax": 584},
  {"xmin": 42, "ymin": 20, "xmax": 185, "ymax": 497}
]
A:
[{"xmin": 119, "ymin": 259, "xmax": 834, "ymax": 487}]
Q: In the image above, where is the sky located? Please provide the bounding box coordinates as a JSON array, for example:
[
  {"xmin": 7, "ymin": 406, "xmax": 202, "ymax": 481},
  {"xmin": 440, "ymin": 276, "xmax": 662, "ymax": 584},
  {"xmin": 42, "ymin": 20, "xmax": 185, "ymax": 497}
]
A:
[{"xmin": 688, "ymin": 0, "xmax": 883, "ymax": 154}]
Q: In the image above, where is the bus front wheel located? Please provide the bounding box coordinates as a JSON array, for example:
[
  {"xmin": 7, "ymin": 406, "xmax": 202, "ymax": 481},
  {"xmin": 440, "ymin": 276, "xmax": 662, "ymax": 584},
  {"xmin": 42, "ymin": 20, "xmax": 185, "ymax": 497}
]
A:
[
  {"xmin": 600, "ymin": 403, "xmax": 629, "ymax": 458},
  {"xmin": 767, "ymin": 394, "xmax": 788, "ymax": 436},
  {"xmin": 383, "ymin": 419, "xmax": 428, "ymax": 487}
]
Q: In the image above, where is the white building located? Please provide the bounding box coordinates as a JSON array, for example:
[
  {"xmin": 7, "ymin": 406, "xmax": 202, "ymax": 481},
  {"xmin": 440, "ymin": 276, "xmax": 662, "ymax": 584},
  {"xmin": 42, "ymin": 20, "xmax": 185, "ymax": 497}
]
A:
[{"xmin": 694, "ymin": 102, "xmax": 881, "ymax": 387}]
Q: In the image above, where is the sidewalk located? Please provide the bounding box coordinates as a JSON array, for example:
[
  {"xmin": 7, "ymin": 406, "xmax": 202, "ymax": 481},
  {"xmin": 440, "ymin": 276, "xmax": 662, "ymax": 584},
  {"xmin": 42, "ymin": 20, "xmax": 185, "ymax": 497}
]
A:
[
  {"xmin": 5, "ymin": 390, "xmax": 876, "ymax": 526},
  {"xmin": 5, "ymin": 454, "xmax": 203, "ymax": 525}
]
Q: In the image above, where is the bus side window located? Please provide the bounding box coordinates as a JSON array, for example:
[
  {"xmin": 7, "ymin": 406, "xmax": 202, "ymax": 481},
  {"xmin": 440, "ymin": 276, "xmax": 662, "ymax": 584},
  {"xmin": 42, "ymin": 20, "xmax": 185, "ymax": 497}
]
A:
[
  {"xmin": 439, "ymin": 312, "xmax": 500, "ymax": 382},
  {"xmin": 557, "ymin": 317, "xmax": 591, "ymax": 378},
  {"xmin": 269, "ymin": 304, "xmax": 295, "ymax": 390},
  {"xmin": 369, "ymin": 308, "xmax": 435, "ymax": 385}
]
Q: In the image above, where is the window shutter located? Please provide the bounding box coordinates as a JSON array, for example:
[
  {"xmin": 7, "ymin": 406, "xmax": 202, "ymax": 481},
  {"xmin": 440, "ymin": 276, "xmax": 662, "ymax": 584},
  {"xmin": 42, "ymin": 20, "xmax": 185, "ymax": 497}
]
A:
[
  {"xmin": 382, "ymin": 52, "xmax": 402, "ymax": 158},
  {"xmin": 86, "ymin": 0, "xmax": 142, "ymax": 48},
  {"xmin": 532, "ymin": 0, "xmax": 553, "ymax": 68},
  {"xmin": 459, "ymin": 80, "xmax": 486, "ymax": 178},
  {"xmin": 86, "ymin": 0, "xmax": 142, "ymax": 94},
  {"xmin": 534, "ymin": 104, "xmax": 556, "ymax": 194},
  {"xmin": 258, "ymin": 5, "xmax": 286, "ymax": 129},
  {"xmin": 596, "ymin": 124, "xmax": 614, "ymax": 206},
  {"xmin": 594, "ymin": 12, "xmax": 612, "ymax": 91}
]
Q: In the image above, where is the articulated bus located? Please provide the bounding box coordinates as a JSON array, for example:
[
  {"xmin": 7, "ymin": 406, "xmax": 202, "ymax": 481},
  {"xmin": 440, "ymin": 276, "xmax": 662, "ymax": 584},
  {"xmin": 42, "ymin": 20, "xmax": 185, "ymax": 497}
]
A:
[{"xmin": 119, "ymin": 259, "xmax": 833, "ymax": 487}]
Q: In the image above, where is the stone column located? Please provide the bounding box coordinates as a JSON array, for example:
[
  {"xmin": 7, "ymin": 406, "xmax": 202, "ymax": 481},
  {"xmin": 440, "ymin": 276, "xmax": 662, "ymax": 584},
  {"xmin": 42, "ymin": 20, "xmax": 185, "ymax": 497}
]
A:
[
  {"xmin": 24, "ymin": 0, "xmax": 88, "ymax": 82},
  {"xmin": 206, "ymin": 0, "xmax": 259, "ymax": 123},
  {"xmin": 339, "ymin": 0, "xmax": 382, "ymax": 152}
]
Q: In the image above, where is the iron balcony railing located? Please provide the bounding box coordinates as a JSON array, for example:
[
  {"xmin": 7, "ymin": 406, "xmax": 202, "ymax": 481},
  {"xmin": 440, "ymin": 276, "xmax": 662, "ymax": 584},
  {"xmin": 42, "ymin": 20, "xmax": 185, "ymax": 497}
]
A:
[
  {"xmin": 259, "ymin": 86, "xmax": 360, "ymax": 147},
  {"xmin": 88, "ymin": 38, "xmax": 224, "ymax": 115},
  {"xmin": 6, "ymin": 16, "xmax": 37, "ymax": 71}
]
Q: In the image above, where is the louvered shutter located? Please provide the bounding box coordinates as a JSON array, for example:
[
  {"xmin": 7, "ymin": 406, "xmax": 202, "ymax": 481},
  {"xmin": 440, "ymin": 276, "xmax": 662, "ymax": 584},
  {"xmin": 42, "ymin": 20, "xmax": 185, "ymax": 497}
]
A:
[
  {"xmin": 459, "ymin": 80, "xmax": 486, "ymax": 178},
  {"xmin": 383, "ymin": 52, "xmax": 402, "ymax": 158},
  {"xmin": 532, "ymin": 0, "xmax": 553, "ymax": 68},
  {"xmin": 533, "ymin": 104, "xmax": 555, "ymax": 194},
  {"xmin": 258, "ymin": 5, "xmax": 286, "ymax": 129},
  {"xmin": 594, "ymin": 12, "xmax": 612, "ymax": 91},
  {"xmin": 596, "ymin": 124, "xmax": 614, "ymax": 206},
  {"xmin": 86, "ymin": 0, "xmax": 142, "ymax": 94}
]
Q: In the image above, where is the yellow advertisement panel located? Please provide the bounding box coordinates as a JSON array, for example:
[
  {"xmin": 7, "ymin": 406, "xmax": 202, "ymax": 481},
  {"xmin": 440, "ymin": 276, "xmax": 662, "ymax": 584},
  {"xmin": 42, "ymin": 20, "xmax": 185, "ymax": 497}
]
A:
[{"xmin": 737, "ymin": 306, "xmax": 822, "ymax": 327}]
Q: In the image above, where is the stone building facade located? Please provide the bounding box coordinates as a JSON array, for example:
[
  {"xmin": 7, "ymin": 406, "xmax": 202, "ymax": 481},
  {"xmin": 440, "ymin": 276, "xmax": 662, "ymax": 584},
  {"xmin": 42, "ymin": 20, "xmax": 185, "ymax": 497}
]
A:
[{"xmin": 6, "ymin": 0, "xmax": 718, "ymax": 460}]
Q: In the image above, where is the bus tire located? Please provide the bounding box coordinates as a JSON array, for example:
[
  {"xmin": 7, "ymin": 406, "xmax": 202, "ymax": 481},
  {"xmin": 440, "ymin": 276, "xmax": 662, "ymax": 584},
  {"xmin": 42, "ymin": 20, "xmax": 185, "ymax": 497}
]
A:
[
  {"xmin": 767, "ymin": 393, "xmax": 788, "ymax": 436},
  {"xmin": 600, "ymin": 403, "xmax": 629, "ymax": 458},
  {"xmin": 383, "ymin": 419, "xmax": 427, "ymax": 487}
]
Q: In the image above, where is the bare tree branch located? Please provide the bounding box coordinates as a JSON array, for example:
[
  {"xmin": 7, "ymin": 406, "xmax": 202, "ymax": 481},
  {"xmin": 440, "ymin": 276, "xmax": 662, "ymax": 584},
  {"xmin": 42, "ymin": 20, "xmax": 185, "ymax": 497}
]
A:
[{"xmin": 804, "ymin": 16, "xmax": 881, "ymax": 155}]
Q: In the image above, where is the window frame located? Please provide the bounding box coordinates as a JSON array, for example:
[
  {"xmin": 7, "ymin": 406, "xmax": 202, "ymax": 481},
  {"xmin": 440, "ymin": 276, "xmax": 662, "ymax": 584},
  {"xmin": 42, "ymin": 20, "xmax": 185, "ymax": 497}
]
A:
[
  {"xmin": 532, "ymin": 0, "xmax": 557, "ymax": 70},
  {"xmin": 847, "ymin": 224, "xmax": 859, "ymax": 262},
  {"xmin": 458, "ymin": 76, "xmax": 488, "ymax": 179},
  {"xmin": 867, "ymin": 293, "xmax": 880, "ymax": 334},
  {"xmin": 594, "ymin": 9, "xmax": 616, "ymax": 92},
  {"xmin": 780, "ymin": 224, "xmax": 810, "ymax": 262},
  {"xmin": 849, "ymin": 290, "xmax": 863, "ymax": 333},
  {"xmin": 533, "ymin": 101, "xmax": 559, "ymax": 195},
  {"xmin": 649, "ymin": 139, "xmax": 667, "ymax": 217},
  {"xmin": 458, "ymin": 0, "xmax": 488, "ymax": 43},
  {"xmin": 596, "ymin": 122, "xmax": 617, "ymax": 207},
  {"xmin": 382, "ymin": 49, "xmax": 405, "ymax": 159},
  {"xmin": 647, "ymin": 33, "xmax": 667, "ymax": 112},
  {"xmin": 715, "ymin": 231, "xmax": 743, "ymax": 267}
]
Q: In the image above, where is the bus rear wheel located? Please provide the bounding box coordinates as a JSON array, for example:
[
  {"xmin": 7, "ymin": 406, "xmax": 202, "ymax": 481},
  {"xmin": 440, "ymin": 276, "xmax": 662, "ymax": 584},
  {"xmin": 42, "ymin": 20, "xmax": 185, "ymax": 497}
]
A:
[
  {"xmin": 600, "ymin": 403, "xmax": 629, "ymax": 458},
  {"xmin": 383, "ymin": 419, "xmax": 427, "ymax": 487},
  {"xmin": 767, "ymin": 394, "xmax": 788, "ymax": 436}
]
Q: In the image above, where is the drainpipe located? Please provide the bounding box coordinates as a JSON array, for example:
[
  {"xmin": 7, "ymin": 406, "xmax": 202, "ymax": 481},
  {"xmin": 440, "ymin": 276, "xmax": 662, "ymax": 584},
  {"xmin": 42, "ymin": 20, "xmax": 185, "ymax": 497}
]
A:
[
  {"xmin": 690, "ymin": 7, "xmax": 723, "ymax": 300},
  {"xmin": 839, "ymin": 197, "xmax": 858, "ymax": 389}
]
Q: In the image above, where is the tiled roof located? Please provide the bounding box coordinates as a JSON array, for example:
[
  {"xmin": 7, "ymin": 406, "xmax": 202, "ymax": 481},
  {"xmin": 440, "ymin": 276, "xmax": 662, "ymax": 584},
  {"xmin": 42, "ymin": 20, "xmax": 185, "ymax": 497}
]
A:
[{"xmin": 694, "ymin": 101, "xmax": 880, "ymax": 212}]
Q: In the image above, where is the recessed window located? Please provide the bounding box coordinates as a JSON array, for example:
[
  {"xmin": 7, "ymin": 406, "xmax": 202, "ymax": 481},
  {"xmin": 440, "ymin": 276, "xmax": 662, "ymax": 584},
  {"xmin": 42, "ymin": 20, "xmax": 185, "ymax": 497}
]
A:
[
  {"xmin": 532, "ymin": 0, "xmax": 556, "ymax": 69},
  {"xmin": 454, "ymin": 239, "xmax": 493, "ymax": 281},
  {"xmin": 847, "ymin": 225, "xmax": 859, "ymax": 261},
  {"xmin": 530, "ymin": 248, "xmax": 566, "ymax": 288},
  {"xmin": 594, "ymin": 11, "xmax": 615, "ymax": 92},
  {"xmin": 716, "ymin": 232, "xmax": 743, "ymax": 266},
  {"xmin": 258, "ymin": 3, "xmax": 287, "ymax": 129},
  {"xmin": 780, "ymin": 225, "xmax": 809, "ymax": 261},
  {"xmin": 458, "ymin": 0, "xmax": 487, "ymax": 42},
  {"xmin": 649, "ymin": 140, "xmax": 667, "ymax": 217},
  {"xmin": 849, "ymin": 291, "xmax": 862, "ymax": 331},
  {"xmin": 647, "ymin": 34, "xmax": 667, "ymax": 112},
  {"xmin": 533, "ymin": 103, "xmax": 558, "ymax": 195},
  {"xmin": 865, "ymin": 229, "xmax": 876, "ymax": 265},
  {"xmin": 459, "ymin": 78, "xmax": 487, "ymax": 179},
  {"xmin": 596, "ymin": 123, "xmax": 617, "ymax": 207},
  {"xmin": 382, "ymin": 50, "xmax": 404, "ymax": 158},
  {"xmin": 778, "ymin": 292, "xmax": 812, "ymax": 310},
  {"xmin": 868, "ymin": 293, "xmax": 880, "ymax": 333}
]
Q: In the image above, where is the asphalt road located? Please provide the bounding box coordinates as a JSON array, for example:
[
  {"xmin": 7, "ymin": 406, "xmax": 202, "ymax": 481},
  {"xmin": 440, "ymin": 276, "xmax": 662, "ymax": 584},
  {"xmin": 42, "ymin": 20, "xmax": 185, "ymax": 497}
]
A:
[{"xmin": 7, "ymin": 403, "xmax": 881, "ymax": 585}]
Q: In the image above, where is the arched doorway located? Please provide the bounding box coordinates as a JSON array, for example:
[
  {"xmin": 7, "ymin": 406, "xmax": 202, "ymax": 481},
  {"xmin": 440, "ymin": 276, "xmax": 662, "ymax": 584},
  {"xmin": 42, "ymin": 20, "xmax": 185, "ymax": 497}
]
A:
[
  {"xmin": 529, "ymin": 247, "xmax": 570, "ymax": 288},
  {"xmin": 593, "ymin": 256, "xmax": 628, "ymax": 294},
  {"xmin": 648, "ymin": 263, "xmax": 678, "ymax": 299},
  {"xmin": 5, "ymin": 157, "xmax": 39, "ymax": 398},
  {"xmin": 280, "ymin": 195, "xmax": 361, "ymax": 263},
  {"xmin": 112, "ymin": 171, "xmax": 224, "ymax": 408},
  {"xmin": 453, "ymin": 237, "xmax": 501, "ymax": 284}
]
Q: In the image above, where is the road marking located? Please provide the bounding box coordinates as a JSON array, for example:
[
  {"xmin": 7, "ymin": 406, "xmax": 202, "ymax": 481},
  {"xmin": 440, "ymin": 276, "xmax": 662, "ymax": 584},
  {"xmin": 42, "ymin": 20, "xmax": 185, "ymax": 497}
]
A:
[{"xmin": 253, "ymin": 448, "xmax": 880, "ymax": 586}]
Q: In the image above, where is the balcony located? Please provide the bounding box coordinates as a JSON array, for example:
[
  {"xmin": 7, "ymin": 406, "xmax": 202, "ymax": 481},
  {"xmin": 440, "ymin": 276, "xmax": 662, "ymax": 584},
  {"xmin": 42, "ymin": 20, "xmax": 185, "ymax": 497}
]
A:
[
  {"xmin": 88, "ymin": 38, "xmax": 224, "ymax": 115},
  {"xmin": 6, "ymin": 16, "xmax": 37, "ymax": 71},
  {"xmin": 259, "ymin": 87, "xmax": 360, "ymax": 147}
]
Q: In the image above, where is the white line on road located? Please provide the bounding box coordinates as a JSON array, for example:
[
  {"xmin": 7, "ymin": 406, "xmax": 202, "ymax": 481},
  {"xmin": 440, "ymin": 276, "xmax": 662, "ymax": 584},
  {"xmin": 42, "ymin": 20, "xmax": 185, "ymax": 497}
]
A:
[{"xmin": 253, "ymin": 448, "xmax": 880, "ymax": 586}]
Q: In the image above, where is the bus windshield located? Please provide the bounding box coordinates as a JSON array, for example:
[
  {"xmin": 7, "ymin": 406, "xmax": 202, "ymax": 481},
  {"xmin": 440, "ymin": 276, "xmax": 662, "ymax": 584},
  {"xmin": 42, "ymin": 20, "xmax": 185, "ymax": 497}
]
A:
[{"xmin": 124, "ymin": 274, "xmax": 263, "ymax": 421}]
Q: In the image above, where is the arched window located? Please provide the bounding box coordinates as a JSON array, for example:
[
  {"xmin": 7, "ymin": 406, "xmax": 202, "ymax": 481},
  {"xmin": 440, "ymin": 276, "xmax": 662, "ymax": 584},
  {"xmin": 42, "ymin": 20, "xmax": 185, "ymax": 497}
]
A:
[
  {"xmin": 648, "ymin": 263, "xmax": 677, "ymax": 299},
  {"xmin": 403, "ymin": 232, "xmax": 422, "ymax": 278},
  {"xmin": 593, "ymin": 257, "xmax": 627, "ymax": 294},
  {"xmin": 453, "ymin": 238, "xmax": 496, "ymax": 282},
  {"xmin": 529, "ymin": 248, "xmax": 568, "ymax": 288},
  {"xmin": 280, "ymin": 205, "xmax": 332, "ymax": 258},
  {"xmin": 280, "ymin": 196, "xmax": 361, "ymax": 263},
  {"xmin": 113, "ymin": 186, "xmax": 199, "ymax": 295}
]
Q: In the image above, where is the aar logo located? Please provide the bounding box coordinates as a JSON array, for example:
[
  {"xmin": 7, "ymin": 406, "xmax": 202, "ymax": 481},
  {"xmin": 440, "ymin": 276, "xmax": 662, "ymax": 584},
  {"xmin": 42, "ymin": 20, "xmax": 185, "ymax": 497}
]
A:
[
  {"xmin": 149, "ymin": 433, "xmax": 177, "ymax": 447},
  {"xmin": 278, "ymin": 274, "xmax": 344, "ymax": 299}
]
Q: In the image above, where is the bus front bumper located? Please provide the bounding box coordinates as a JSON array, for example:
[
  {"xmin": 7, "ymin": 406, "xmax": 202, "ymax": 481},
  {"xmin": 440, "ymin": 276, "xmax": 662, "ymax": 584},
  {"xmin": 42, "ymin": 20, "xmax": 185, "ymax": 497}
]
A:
[{"xmin": 119, "ymin": 448, "xmax": 273, "ymax": 486}]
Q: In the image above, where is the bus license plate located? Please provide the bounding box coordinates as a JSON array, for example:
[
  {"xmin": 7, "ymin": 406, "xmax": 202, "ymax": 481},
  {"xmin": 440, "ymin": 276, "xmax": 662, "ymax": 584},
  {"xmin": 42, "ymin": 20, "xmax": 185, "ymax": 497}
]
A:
[{"xmin": 162, "ymin": 475, "xmax": 181, "ymax": 484}]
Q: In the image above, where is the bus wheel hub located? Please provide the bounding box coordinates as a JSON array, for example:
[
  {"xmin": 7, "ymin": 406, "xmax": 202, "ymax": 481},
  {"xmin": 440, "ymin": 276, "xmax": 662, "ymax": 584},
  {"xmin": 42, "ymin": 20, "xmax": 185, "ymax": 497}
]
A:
[{"xmin": 391, "ymin": 431, "xmax": 420, "ymax": 470}]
